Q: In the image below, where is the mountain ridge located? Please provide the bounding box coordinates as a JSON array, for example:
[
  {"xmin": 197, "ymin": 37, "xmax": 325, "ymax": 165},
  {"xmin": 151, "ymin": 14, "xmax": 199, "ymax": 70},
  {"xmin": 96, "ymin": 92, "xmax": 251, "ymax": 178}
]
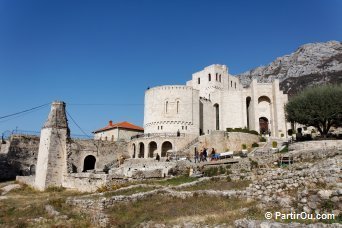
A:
[{"xmin": 236, "ymin": 41, "xmax": 342, "ymax": 96}]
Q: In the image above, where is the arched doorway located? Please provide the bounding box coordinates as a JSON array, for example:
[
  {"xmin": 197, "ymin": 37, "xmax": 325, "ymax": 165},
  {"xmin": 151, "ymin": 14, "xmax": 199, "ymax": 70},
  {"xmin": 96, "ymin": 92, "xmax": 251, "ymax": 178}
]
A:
[
  {"xmin": 132, "ymin": 144, "xmax": 136, "ymax": 158},
  {"xmin": 259, "ymin": 117, "xmax": 269, "ymax": 134},
  {"xmin": 258, "ymin": 96, "xmax": 272, "ymax": 134},
  {"xmin": 161, "ymin": 141, "xmax": 172, "ymax": 157},
  {"xmin": 83, "ymin": 155, "xmax": 96, "ymax": 172},
  {"xmin": 148, "ymin": 141, "xmax": 157, "ymax": 158},
  {"xmin": 214, "ymin": 104, "xmax": 219, "ymax": 130},
  {"xmin": 138, "ymin": 142, "xmax": 145, "ymax": 158},
  {"xmin": 246, "ymin": 97, "xmax": 251, "ymax": 129}
]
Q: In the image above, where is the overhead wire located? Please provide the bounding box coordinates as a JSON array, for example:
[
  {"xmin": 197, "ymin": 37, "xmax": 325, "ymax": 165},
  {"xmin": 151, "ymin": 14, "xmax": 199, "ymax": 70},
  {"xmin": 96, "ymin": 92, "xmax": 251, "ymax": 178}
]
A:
[
  {"xmin": 0, "ymin": 103, "xmax": 50, "ymax": 124},
  {"xmin": 66, "ymin": 111, "xmax": 92, "ymax": 139},
  {"xmin": 0, "ymin": 103, "xmax": 50, "ymax": 120}
]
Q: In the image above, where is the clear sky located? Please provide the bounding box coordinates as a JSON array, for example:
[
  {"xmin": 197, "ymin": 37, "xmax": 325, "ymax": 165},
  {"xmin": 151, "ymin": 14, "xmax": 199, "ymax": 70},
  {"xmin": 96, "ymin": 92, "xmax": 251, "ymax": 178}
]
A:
[{"xmin": 0, "ymin": 0, "xmax": 341, "ymax": 136}]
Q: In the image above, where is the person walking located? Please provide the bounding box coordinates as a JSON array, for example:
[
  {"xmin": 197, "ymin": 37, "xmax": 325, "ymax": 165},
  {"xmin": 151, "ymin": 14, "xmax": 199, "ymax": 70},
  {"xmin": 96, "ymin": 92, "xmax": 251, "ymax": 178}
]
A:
[
  {"xmin": 203, "ymin": 148, "xmax": 208, "ymax": 162},
  {"xmin": 194, "ymin": 147, "xmax": 199, "ymax": 163}
]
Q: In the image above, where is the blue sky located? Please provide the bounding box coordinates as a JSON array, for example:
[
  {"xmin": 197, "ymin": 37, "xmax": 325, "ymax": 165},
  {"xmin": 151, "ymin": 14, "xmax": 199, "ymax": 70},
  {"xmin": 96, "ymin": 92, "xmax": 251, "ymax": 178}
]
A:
[{"xmin": 0, "ymin": 0, "xmax": 341, "ymax": 136}]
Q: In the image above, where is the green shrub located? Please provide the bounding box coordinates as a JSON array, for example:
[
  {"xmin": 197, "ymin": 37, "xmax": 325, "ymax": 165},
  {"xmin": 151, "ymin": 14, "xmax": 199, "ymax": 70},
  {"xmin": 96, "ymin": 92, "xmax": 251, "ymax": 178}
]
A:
[
  {"xmin": 226, "ymin": 169, "xmax": 232, "ymax": 175},
  {"xmin": 226, "ymin": 176, "xmax": 232, "ymax": 182},
  {"xmin": 219, "ymin": 166, "xmax": 226, "ymax": 174},
  {"xmin": 249, "ymin": 158, "xmax": 259, "ymax": 169},
  {"xmin": 272, "ymin": 141, "xmax": 277, "ymax": 148},
  {"xmin": 226, "ymin": 128, "xmax": 259, "ymax": 135},
  {"xmin": 204, "ymin": 167, "xmax": 219, "ymax": 177},
  {"xmin": 281, "ymin": 133, "xmax": 284, "ymax": 137},
  {"xmin": 252, "ymin": 142, "xmax": 259, "ymax": 147},
  {"xmin": 260, "ymin": 137, "xmax": 266, "ymax": 142},
  {"xmin": 242, "ymin": 144, "xmax": 247, "ymax": 150}
]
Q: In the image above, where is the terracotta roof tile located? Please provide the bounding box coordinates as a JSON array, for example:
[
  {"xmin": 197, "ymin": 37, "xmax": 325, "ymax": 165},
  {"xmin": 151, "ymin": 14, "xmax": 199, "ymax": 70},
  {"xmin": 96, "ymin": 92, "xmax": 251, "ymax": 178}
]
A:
[{"xmin": 93, "ymin": 121, "xmax": 144, "ymax": 133}]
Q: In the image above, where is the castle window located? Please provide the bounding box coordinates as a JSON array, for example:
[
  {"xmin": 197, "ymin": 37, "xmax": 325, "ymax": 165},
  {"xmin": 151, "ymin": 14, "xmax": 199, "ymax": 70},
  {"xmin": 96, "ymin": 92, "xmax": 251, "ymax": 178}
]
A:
[
  {"xmin": 105, "ymin": 136, "xmax": 107, "ymax": 141},
  {"xmin": 177, "ymin": 101, "xmax": 179, "ymax": 113},
  {"xmin": 185, "ymin": 126, "xmax": 187, "ymax": 130},
  {"xmin": 219, "ymin": 74, "xmax": 221, "ymax": 82},
  {"xmin": 198, "ymin": 78, "xmax": 200, "ymax": 84},
  {"xmin": 161, "ymin": 126, "xmax": 163, "ymax": 130},
  {"xmin": 216, "ymin": 73, "xmax": 218, "ymax": 81},
  {"xmin": 158, "ymin": 126, "xmax": 159, "ymax": 130},
  {"xmin": 231, "ymin": 81, "xmax": 232, "ymax": 87},
  {"xmin": 208, "ymin": 74, "xmax": 211, "ymax": 81},
  {"xmin": 235, "ymin": 82, "xmax": 236, "ymax": 88},
  {"xmin": 165, "ymin": 101, "xmax": 168, "ymax": 113},
  {"xmin": 182, "ymin": 126, "xmax": 184, "ymax": 130}
]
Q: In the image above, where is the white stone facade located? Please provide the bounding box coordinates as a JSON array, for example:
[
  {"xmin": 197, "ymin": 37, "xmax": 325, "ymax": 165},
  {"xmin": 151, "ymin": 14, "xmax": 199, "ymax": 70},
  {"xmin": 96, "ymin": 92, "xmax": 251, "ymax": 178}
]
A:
[{"xmin": 144, "ymin": 64, "xmax": 289, "ymax": 137}]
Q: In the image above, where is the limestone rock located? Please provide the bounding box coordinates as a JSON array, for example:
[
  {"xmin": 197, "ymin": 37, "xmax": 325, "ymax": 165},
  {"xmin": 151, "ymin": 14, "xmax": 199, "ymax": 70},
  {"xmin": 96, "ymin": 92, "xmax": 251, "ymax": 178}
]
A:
[
  {"xmin": 237, "ymin": 41, "xmax": 342, "ymax": 96},
  {"xmin": 1, "ymin": 183, "xmax": 21, "ymax": 195}
]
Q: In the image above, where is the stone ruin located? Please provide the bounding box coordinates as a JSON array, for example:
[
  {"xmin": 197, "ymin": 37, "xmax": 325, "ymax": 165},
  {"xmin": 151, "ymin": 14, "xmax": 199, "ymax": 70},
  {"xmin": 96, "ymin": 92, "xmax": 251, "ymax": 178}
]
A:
[{"xmin": 13, "ymin": 101, "xmax": 179, "ymax": 191}]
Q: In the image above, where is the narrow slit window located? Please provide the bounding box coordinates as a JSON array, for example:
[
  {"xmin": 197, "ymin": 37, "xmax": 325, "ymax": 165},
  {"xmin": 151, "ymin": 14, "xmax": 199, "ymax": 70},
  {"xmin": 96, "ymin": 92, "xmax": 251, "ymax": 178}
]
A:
[{"xmin": 208, "ymin": 74, "xmax": 211, "ymax": 81}]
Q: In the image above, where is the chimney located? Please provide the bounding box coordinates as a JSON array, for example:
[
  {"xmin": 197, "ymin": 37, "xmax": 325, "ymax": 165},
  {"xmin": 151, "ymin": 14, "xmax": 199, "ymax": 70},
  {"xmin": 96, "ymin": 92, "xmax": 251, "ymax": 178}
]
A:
[{"xmin": 109, "ymin": 120, "xmax": 113, "ymax": 126}]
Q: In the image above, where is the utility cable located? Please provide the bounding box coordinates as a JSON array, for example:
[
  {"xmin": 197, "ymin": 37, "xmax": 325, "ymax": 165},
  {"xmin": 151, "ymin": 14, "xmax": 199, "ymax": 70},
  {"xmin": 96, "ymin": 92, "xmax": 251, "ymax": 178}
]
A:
[
  {"xmin": 0, "ymin": 103, "xmax": 50, "ymax": 120},
  {"xmin": 66, "ymin": 111, "xmax": 92, "ymax": 138}
]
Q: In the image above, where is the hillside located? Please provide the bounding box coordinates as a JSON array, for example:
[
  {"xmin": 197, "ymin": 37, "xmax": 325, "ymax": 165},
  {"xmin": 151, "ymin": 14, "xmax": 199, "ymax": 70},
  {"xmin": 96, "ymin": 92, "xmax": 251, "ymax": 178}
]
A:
[{"xmin": 237, "ymin": 41, "xmax": 342, "ymax": 96}]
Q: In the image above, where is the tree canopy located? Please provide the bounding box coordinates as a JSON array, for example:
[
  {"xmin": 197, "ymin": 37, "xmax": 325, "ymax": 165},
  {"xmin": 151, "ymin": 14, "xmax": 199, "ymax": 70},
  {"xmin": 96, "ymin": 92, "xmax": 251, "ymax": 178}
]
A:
[{"xmin": 285, "ymin": 84, "xmax": 342, "ymax": 136}]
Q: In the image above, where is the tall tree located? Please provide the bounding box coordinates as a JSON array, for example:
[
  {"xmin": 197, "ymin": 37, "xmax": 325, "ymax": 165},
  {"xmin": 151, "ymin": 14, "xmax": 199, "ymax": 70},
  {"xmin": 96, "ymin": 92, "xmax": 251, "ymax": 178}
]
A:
[{"xmin": 285, "ymin": 84, "xmax": 342, "ymax": 137}]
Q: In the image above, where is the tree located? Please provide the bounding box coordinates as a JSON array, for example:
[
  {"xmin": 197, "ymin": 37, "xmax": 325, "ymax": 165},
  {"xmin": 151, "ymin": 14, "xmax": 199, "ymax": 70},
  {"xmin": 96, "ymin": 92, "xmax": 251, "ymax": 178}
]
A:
[{"xmin": 285, "ymin": 84, "xmax": 342, "ymax": 137}]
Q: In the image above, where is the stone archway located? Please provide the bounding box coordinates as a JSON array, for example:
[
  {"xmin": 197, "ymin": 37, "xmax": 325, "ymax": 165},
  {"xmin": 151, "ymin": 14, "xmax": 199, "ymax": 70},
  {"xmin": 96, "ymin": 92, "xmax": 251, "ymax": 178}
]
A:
[
  {"xmin": 83, "ymin": 155, "xmax": 96, "ymax": 172},
  {"xmin": 148, "ymin": 141, "xmax": 157, "ymax": 158},
  {"xmin": 138, "ymin": 142, "xmax": 145, "ymax": 158},
  {"xmin": 161, "ymin": 141, "xmax": 172, "ymax": 157},
  {"xmin": 259, "ymin": 117, "xmax": 269, "ymax": 134}
]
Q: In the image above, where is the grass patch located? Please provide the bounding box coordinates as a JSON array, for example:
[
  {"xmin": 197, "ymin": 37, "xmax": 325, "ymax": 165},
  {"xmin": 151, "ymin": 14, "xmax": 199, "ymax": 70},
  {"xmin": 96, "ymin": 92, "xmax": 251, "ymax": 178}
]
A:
[
  {"xmin": 106, "ymin": 195, "xmax": 257, "ymax": 227},
  {"xmin": 178, "ymin": 179, "xmax": 251, "ymax": 191},
  {"xmin": 104, "ymin": 186, "xmax": 157, "ymax": 197},
  {"xmin": 0, "ymin": 183, "xmax": 91, "ymax": 227},
  {"xmin": 154, "ymin": 175, "xmax": 198, "ymax": 186}
]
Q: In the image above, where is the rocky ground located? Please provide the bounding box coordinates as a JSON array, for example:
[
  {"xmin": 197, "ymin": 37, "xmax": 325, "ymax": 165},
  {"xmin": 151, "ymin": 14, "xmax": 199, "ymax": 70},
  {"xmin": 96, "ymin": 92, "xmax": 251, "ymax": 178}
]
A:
[{"xmin": 0, "ymin": 141, "xmax": 341, "ymax": 227}]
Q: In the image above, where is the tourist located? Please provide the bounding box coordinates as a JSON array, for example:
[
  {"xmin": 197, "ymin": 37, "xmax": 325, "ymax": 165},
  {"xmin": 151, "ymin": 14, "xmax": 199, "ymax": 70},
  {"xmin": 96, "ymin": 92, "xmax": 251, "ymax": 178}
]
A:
[
  {"xmin": 199, "ymin": 150, "xmax": 203, "ymax": 162},
  {"xmin": 203, "ymin": 148, "xmax": 208, "ymax": 162},
  {"xmin": 156, "ymin": 154, "xmax": 160, "ymax": 162},
  {"xmin": 210, "ymin": 148, "xmax": 215, "ymax": 161},
  {"xmin": 194, "ymin": 147, "xmax": 199, "ymax": 163}
]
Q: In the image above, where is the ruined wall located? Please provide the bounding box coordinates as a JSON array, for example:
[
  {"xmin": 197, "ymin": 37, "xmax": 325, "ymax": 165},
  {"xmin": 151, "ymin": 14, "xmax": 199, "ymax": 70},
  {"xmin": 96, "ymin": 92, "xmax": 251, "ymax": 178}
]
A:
[
  {"xmin": 6, "ymin": 135, "xmax": 39, "ymax": 176},
  {"xmin": 67, "ymin": 139, "xmax": 128, "ymax": 173}
]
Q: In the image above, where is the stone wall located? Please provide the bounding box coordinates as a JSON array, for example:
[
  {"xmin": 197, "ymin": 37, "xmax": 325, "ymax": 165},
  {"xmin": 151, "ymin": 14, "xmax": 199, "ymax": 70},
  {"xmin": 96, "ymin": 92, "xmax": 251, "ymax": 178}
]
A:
[
  {"xmin": 197, "ymin": 131, "xmax": 259, "ymax": 152},
  {"xmin": 246, "ymin": 156, "xmax": 340, "ymax": 206},
  {"xmin": 289, "ymin": 140, "xmax": 342, "ymax": 152},
  {"xmin": 6, "ymin": 135, "xmax": 39, "ymax": 176},
  {"xmin": 63, "ymin": 173, "xmax": 109, "ymax": 192},
  {"xmin": 67, "ymin": 139, "xmax": 128, "ymax": 173}
]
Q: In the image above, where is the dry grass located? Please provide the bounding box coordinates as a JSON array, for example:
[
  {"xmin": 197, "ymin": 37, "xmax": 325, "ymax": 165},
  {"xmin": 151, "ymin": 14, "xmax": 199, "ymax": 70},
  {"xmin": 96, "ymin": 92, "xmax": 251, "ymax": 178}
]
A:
[
  {"xmin": 178, "ymin": 178, "xmax": 251, "ymax": 191},
  {"xmin": 105, "ymin": 195, "xmax": 260, "ymax": 227},
  {"xmin": 0, "ymin": 183, "xmax": 91, "ymax": 227}
]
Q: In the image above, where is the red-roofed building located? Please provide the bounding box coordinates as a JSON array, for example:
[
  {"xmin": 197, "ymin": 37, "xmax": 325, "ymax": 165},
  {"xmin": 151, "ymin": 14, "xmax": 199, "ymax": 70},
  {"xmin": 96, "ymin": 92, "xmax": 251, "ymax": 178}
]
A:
[{"xmin": 93, "ymin": 121, "xmax": 144, "ymax": 141}]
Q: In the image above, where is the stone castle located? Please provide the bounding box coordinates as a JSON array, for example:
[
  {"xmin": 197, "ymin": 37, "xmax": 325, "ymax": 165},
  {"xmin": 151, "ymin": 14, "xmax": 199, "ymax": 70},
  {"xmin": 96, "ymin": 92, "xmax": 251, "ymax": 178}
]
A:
[
  {"xmin": 131, "ymin": 64, "xmax": 288, "ymax": 159},
  {"xmin": 3, "ymin": 64, "xmax": 289, "ymax": 191}
]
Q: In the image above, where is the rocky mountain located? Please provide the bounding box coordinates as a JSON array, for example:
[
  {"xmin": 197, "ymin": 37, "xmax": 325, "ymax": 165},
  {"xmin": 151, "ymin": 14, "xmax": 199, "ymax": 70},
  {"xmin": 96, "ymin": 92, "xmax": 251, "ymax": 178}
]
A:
[{"xmin": 237, "ymin": 41, "xmax": 342, "ymax": 97}]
